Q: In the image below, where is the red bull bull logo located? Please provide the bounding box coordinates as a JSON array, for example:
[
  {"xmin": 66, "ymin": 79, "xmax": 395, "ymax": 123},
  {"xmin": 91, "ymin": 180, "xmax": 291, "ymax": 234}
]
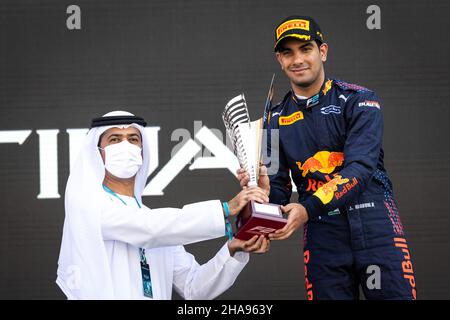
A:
[
  {"xmin": 314, "ymin": 174, "xmax": 350, "ymax": 204},
  {"xmin": 296, "ymin": 151, "xmax": 344, "ymax": 177}
]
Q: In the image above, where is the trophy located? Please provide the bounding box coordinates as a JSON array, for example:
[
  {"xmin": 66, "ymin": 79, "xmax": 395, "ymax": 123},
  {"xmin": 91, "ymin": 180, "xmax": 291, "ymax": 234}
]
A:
[{"xmin": 222, "ymin": 75, "xmax": 287, "ymax": 240}]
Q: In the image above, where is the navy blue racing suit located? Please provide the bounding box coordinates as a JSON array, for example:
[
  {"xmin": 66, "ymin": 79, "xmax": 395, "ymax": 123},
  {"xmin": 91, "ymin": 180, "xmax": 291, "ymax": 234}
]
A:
[{"xmin": 265, "ymin": 78, "xmax": 417, "ymax": 300}]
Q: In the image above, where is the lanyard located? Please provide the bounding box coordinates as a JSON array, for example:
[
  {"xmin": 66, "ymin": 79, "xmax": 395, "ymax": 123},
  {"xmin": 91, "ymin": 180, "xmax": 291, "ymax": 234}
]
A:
[
  {"xmin": 102, "ymin": 184, "xmax": 152, "ymax": 297},
  {"xmin": 102, "ymin": 184, "xmax": 141, "ymax": 208},
  {"xmin": 102, "ymin": 185, "xmax": 148, "ymax": 265}
]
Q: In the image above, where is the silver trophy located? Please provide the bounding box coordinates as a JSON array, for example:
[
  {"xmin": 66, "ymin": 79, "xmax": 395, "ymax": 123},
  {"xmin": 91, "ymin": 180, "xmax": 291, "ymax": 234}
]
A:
[
  {"xmin": 222, "ymin": 76, "xmax": 286, "ymax": 240},
  {"xmin": 222, "ymin": 94, "xmax": 262, "ymax": 187}
]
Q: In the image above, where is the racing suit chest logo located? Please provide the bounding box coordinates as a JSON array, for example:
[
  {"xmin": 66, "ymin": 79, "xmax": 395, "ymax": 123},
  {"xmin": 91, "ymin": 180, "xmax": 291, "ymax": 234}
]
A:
[
  {"xmin": 296, "ymin": 151, "xmax": 344, "ymax": 177},
  {"xmin": 314, "ymin": 174, "xmax": 353, "ymax": 205},
  {"xmin": 279, "ymin": 111, "xmax": 304, "ymax": 126}
]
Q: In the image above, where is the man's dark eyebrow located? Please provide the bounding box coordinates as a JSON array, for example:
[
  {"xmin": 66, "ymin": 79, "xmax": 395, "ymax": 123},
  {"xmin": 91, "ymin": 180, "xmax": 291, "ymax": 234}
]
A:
[
  {"xmin": 280, "ymin": 41, "xmax": 313, "ymax": 52},
  {"xmin": 106, "ymin": 133, "xmax": 140, "ymax": 138},
  {"xmin": 280, "ymin": 47, "xmax": 292, "ymax": 52},
  {"xmin": 299, "ymin": 42, "xmax": 314, "ymax": 49},
  {"xmin": 127, "ymin": 133, "xmax": 141, "ymax": 138},
  {"xmin": 107, "ymin": 133, "xmax": 123, "ymax": 139}
]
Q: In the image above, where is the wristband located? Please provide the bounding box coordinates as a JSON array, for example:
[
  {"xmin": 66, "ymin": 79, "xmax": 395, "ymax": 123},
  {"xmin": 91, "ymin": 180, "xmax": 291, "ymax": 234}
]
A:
[{"xmin": 222, "ymin": 202, "xmax": 233, "ymax": 240}]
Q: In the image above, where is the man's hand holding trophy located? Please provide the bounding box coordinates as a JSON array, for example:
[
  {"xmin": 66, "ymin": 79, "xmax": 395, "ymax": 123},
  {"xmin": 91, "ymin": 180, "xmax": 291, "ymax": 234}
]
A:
[{"xmin": 222, "ymin": 75, "xmax": 289, "ymax": 241}]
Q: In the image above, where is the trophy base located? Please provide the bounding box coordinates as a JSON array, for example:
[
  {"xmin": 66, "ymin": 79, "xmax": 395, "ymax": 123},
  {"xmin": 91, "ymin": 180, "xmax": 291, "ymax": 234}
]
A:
[{"xmin": 235, "ymin": 200, "xmax": 287, "ymax": 241}]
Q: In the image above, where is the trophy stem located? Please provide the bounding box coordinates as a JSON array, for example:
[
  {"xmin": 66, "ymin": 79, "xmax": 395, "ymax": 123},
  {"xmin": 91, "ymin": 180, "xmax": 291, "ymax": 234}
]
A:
[{"xmin": 247, "ymin": 181, "xmax": 258, "ymax": 187}]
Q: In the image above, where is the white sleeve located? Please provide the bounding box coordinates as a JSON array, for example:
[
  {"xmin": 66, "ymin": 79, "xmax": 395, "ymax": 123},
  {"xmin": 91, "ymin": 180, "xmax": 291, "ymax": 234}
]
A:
[
  {"xmin": 100, "ymin": 200, "xmax": 226, "ymax": 248},
  {"xmin": 172, "ymin": 243, "xmax": 249, "ymax": 300}
]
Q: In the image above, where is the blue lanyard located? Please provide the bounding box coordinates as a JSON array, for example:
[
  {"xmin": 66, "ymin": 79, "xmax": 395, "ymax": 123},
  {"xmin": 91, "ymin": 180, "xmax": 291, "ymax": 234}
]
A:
[
  {"xmin": 102, "ymin": 185, "xmax": 147, "ymax": 264},
  {"xmin": 102, "ymin": 184, "xmax": 142, "ymax": 209},
  {"xmin": 102, "ymin": 184, "xmax": 153, "ymax": 298}
]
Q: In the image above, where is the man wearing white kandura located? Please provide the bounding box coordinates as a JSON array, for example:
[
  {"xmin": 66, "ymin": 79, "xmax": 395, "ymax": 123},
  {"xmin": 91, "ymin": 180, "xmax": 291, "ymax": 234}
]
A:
[{"xmin": 56, "ymin": 110, "xmax": 270, "ymax": 300}]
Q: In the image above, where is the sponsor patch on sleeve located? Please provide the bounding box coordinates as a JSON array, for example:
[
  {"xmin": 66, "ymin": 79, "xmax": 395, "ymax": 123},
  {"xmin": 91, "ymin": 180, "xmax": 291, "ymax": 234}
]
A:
[{"xmin": 358, "ymin": 100, "xmax": 381, "ymax": 109}]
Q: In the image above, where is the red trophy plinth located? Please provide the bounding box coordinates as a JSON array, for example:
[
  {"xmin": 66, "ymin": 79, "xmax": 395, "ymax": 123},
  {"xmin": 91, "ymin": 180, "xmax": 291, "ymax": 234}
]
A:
[{"xmin": 235, "ymin": 201, "xmax": 287, "ymax": 240}]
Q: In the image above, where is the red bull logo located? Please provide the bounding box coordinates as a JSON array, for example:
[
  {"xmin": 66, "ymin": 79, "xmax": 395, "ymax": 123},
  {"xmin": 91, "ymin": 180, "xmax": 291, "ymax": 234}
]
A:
[
  {"xmin": 394, "ymin": 237, "xmax": 417, "ymax": 299},
  {"xmin": 296, "ymin": 151, "xmax": 344, "ymax": 177},
  {"xmin": 334, "ymin": 177, "xmax": 358, "ymax": 200},
  {"xmin": 306, "ymin": 175, "xmax": 332, "ymax": 192},
  {"xmin": 314, "ymin": 174, "xmax": 350, "ymax": 204}
]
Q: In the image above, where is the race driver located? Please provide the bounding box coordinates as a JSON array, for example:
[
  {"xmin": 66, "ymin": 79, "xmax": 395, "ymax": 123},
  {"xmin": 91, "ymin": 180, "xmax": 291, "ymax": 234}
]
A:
[{"xmin": 237, "ymin": 15, "xmax": 417, "ymax": 300}]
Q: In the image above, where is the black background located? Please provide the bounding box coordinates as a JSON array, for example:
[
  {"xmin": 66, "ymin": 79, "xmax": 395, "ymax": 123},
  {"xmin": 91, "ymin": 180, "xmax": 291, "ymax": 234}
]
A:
[{"xmin": 0, "ymin": 0, "xmax": 449, "ymax": 299}]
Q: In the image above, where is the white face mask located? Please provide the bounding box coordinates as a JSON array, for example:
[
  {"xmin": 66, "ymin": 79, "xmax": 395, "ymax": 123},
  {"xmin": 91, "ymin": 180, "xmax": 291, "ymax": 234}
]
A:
[{"xmin": 101, "ymin": 140, "xmax": 143, "ymax": 179}]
